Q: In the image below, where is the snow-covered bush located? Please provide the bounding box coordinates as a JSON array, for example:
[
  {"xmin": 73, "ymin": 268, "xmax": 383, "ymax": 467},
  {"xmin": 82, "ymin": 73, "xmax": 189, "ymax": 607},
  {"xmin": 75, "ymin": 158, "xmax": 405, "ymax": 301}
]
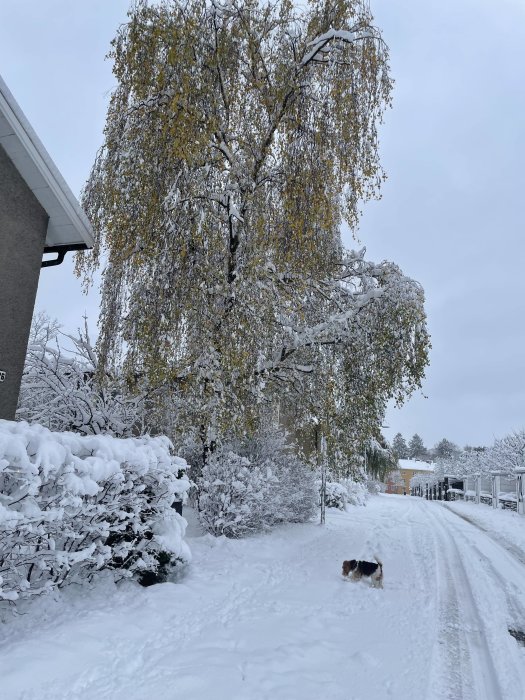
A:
[
  {"xmin": 0, "ymin": 420, "xmax": 191, "ymax": 603},
  {"xmin": 343, "ymin": 478, "xmax": 368, "ymax": 506},
  {"xmin": 196, "ymin": 432, "xmax": 318, "ymax": 537},
  {"xmin": 319, "ymin": 474, "xmax": 369, "ymax": 509},
  {"xmin": 271, "ymin": 454, "xmax": 318, "ymax": 524},
  {"xmin": 366, "ymin": 478, "xmax": 385, "ymax": 495},
  {"xmin": 198, "ymin": 451, "xmax": 277, "ymax": 538},
  {"xmin": 321, "ymin": 480, "xmax": 348, "ymax": 510}
]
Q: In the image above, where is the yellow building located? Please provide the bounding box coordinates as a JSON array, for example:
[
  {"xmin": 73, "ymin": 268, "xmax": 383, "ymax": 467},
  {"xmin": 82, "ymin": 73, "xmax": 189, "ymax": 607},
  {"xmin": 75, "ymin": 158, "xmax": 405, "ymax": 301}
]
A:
[{"xmin": 386, "ymin": 459, "xmax": 434, "ymax": 495}]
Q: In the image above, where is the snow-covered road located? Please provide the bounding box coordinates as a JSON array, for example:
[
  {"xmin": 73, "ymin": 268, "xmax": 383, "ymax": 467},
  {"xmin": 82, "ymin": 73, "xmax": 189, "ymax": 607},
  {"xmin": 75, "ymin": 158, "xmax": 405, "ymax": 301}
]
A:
[{"xmin": 2, "ymin": 495, "xmax": 525, "ymax": 700}]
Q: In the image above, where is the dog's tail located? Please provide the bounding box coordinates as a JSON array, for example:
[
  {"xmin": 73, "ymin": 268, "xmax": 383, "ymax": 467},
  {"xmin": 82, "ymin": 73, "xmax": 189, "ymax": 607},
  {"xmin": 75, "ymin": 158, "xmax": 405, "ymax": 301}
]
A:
[{"xmin": 374, "ymin": 556, "xmax": 383, "ymax": 571}]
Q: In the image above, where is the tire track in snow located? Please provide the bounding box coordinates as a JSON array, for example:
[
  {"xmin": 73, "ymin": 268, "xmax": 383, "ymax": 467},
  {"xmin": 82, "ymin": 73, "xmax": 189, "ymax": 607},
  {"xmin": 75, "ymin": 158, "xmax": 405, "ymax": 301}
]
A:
[
  {"xmin": 437, "ymin": 505, "xmax": 525, "ymax": 659},
  {"xmin": 466, "ymin": 540, "xmax": 525, "ymax": 645},
  {"xmin": 440, "ymin": 504, "xmax": 525, "ymax": 567},
  {"xmin": 421, "ymin": 502, "xmax": 503, "ymax": 700}
]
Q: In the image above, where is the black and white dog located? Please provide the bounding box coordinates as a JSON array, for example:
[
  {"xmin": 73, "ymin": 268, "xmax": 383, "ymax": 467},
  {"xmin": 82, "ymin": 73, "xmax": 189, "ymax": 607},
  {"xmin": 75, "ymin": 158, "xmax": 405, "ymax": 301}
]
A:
[{"xmin": 342, "ymin": 557, "xmax": 383, "ymax": 588}]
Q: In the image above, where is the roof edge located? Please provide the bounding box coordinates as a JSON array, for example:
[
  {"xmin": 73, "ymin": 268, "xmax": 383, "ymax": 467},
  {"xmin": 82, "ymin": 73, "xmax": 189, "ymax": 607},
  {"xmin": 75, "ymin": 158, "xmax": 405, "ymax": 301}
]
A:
[{"xmin": 0, "ymin": 74, "xmax": 94, "ymax": 248}]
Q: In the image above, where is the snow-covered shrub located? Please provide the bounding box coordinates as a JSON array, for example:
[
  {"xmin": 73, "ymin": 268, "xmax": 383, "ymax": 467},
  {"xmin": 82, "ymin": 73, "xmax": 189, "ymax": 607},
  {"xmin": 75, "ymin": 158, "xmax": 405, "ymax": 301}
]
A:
[
  {"xmin": 17, "ymin": 314, "xmax": 149, "ymax": 437},
  {"xmin": 196, "ymin": 432, "xmax": 318, "ymax": 537},
  {"xmin": 318, "ymin": 475, "xmax": 368, "ymax": 509},
  {"xmin": 236, "ymin": 430, "xmax": 318, "ymax": 525},
  {"xmin": 0, "ymin": 420, "xmax": 191, "ymax": 603},
  {"xmin": 366, "ymin": 478, "xmax": 385, "ymax": 495},
  {"xmin": 321, "ymin": 480, "xmax": 348, "ymax": 510},
  {"xmin": 271, "ymin": 454, "xmax": 318, "ymax": 524},
  {"xmin": 343, "ymin": 478, "xmax": 368, "ymax": 506},
  {"xmin": 197, "ymin": 451, "xmax": 277, "ymax": 538}
]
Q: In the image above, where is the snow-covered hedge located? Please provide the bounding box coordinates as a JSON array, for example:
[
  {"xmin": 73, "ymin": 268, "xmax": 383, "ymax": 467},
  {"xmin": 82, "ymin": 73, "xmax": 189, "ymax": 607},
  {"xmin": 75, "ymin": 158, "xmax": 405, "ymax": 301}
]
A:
[
  {"xmin": 197, "ymin": 447, "xmax": 317, "ymax": 538},
  {"xmin": 0, "ymin": 420, "xmax": 191, "ymax": 603}
]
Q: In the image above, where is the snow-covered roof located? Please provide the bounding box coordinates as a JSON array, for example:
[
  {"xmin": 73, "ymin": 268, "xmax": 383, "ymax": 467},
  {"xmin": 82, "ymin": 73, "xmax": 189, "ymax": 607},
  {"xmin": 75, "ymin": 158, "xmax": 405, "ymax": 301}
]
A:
[
  {"xmin": 0, "ymin": 74, "xmax": 94, "ymax": 250},
  {"xmin": 398, "ymin": 458, "xmax": 434, "ymax": 473}
]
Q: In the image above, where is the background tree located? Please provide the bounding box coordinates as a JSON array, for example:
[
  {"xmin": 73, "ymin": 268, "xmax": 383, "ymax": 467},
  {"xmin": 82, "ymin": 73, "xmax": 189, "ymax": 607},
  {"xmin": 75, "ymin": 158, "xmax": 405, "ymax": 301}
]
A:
[
  {"xmin": 433, "ymin": 438, "xmax": 459, "ymax": 460},
  {"xmin": 392, "ymin": 432, "xmax": 408, "ymax": 460},
  {"xmin": 488, "ymin": 431, "xmax": 525, "ymax": 474},
  {"xmin": 408, "ymin": 433, "xmax": 428, "ymax": 461},
  {"xmin": 364, "ymin": 436, "xmax": 397, "ymax": 480},
  {"xmin": 78, "ymin": 0, "xmax": 429, "ymax": 464}
]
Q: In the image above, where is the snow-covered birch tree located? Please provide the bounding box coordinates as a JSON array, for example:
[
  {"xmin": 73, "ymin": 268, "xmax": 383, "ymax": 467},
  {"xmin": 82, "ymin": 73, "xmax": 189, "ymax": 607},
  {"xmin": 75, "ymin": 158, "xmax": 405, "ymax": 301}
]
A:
[{"xmin": 78, "ymin": 0, "xmax": 430, "ymax": 463}]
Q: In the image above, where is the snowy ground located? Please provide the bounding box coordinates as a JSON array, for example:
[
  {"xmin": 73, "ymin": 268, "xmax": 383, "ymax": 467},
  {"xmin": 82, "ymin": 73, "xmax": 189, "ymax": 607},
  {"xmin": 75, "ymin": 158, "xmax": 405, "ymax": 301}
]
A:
[{"xmin": 2, "ymin": 494, "xmax": 525, "ymax": 700}]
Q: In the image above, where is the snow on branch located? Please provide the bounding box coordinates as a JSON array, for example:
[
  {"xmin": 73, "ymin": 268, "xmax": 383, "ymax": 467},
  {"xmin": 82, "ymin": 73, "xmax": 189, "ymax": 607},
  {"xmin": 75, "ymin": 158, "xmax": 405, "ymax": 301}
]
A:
[
  {"xmin": 259, "ymin": 252, "xmax": 423, "ymax": 383},
  {"xmin": 17, "ymin": 315, "xmax": 149, "ymax": 438},
  {"xmin": 301, "ymin": 27, "xmax": 379, "ymax": 67}
]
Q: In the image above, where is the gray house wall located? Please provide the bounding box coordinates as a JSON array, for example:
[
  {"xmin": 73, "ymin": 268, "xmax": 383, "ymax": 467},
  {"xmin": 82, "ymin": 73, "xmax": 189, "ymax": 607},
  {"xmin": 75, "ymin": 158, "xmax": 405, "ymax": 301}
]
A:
[{"xmin": 0, "ymin": 144, "xmax": 48, "ymax": 420}]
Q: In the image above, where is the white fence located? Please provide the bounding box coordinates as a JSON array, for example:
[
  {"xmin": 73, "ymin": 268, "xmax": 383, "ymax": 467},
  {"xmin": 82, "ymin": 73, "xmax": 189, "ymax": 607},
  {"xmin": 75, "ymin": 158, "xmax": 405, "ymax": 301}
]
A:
[{"xmin": 410, "ymin": 469, "xmax": 525, "ymax": 514}]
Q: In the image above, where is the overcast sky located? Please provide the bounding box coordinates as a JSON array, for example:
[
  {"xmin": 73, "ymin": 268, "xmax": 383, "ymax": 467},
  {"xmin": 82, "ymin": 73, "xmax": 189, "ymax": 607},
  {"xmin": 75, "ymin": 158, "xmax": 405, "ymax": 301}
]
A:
[{"xmin": 1, "ymin": 0, "xmax": 524, "ymax": 450}]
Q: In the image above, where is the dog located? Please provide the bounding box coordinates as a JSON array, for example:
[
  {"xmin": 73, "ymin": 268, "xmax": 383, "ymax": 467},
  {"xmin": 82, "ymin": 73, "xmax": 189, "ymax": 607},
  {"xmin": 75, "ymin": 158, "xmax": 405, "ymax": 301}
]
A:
[{"xmin": 342, "ymin": 557, "xmax": 383, "ymax": 588}]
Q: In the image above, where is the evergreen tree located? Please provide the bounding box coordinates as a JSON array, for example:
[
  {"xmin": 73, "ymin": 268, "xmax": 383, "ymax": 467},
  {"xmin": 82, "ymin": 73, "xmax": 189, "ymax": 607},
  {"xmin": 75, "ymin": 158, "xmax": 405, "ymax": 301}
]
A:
[
  {"xmin": 408, "ymin": 433, "xmax": 427, "ymax": 461},
  {"xmin": 434, "ymin": 438, "xmax": 459, "ymax": 460},
  {"xmin": 392, "ymin": 433, "xmax": 408, "ymax": 460}
]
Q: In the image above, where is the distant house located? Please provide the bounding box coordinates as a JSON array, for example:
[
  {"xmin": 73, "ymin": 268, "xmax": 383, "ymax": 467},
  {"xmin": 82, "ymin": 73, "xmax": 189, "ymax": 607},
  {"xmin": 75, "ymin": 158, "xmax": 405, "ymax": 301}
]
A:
[
  {"xmin": 386, "ymin": 458, "xmax": 434, "ymax": 495},
  {"xmin": 0, "ymin": 74, "xmax": 93, "ymax": 421}
]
